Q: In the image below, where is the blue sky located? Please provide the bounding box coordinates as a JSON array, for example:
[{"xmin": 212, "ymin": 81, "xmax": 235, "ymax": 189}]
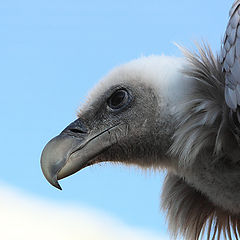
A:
[{"xmin": 0, "ymin": 0, "xmax": 233, "ymax": 237}]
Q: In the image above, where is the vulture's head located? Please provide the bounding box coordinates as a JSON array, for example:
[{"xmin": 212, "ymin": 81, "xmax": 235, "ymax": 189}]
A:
[
  {"xmin": 41, "ymin": 56, "xmax": 185, "ymax": 189},
  {"xmin": 41, "ymin": 1, "xmax": 240, "ymax": 239}
]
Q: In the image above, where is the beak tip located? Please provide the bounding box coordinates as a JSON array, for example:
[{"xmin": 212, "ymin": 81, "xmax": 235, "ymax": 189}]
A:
[
  {"xmin": 41, "ymin": 170, "xmax": 63, "ymax": 190},
  {"xmin": 55, "ymin": 183, "xmax": 62, "ymax": 191},
  {"xmin": 40, "ymin": 136, "xmax": 69, "ymax": 190},
  {"xmin": 51, "ymin": 178, "xmax": 62, "ymax": 190}
]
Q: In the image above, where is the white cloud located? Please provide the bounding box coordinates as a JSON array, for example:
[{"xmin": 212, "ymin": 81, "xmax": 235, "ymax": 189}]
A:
[{"xmin": 0, "ymin": 184, "xmax": 169, "ymax": 240}]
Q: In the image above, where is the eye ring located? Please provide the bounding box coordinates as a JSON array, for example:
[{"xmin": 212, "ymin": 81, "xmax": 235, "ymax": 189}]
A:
[{"xmin": 107, "ymin": 89, "xmax": 131, "ymax": 110}]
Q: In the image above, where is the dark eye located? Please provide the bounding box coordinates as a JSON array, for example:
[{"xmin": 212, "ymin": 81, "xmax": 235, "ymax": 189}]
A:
[{"xmin": 107, "ymin": 89, "xmax": 130, "ymax": 110}]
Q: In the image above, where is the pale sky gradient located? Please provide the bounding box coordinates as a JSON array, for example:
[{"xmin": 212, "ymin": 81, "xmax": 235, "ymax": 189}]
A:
[
  {"xmin": 0, "ymin": 0, "xmax": 234, "ymax": 239},
  {"xmin": 0, "ymin": 184, "xmax": 168, "ymax": 240}
]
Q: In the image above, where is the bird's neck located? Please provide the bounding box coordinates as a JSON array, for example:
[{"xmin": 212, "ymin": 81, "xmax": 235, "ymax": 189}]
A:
[{"xmin": 161, "ymin": 173, "xmax": 240, "ymax": 240}]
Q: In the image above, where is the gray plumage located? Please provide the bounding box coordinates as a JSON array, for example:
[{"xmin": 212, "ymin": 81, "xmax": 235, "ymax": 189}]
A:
[
  {"xmin": 222, "ymin": 0, "xmax": 240, "ymax": 135},
  {"xmin": 40, "ymin": 1, "xmax": 240, "ymax": 240},
  {"xmin": 167, "ymin": 45, "xmax": 240, "ymax": 240},
  {"xmin": 170, "ymin": 44, "xmax": 225, "ymax": 166},
  {"xmin": 162, "ymin": 174, "xmax": 240, "ymax": 240}
]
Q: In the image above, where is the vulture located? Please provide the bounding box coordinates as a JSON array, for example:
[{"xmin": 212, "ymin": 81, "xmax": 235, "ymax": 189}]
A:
[{"xmin": 41, "ymin": 1, "xmax": 240, "ymax": 239}]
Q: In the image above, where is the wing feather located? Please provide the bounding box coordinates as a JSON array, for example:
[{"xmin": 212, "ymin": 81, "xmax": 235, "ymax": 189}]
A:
[{"xmin": 221, "ymin": 1, "xmax": 240, "ymax": 111}]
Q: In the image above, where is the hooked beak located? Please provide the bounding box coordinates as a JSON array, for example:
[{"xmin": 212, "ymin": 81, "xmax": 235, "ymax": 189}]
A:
[{"xmin": 40, "ymin": 119, "xmax": 119, "ymax": 190}]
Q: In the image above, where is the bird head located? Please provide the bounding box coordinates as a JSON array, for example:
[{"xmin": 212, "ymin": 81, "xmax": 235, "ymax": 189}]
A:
[
  {"xmin": 40, "ymin": 1, "xmax": 240, "ymax": 239},
  {"xmin": 41, "ymin": 55, "xmax": 185, "ymax": 189}
]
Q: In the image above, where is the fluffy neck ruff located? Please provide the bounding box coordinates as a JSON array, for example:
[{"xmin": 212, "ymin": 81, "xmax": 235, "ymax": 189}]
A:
[
  {"xmin": 161, "ymin": 173, "xmax": 240, "ymax": 240},
  {"xmin": 165, "ymin": 45, "xmax": 240, "ymax": 239},
  {"xmin": 170, "ymin": 44, "xmax": 231, "ymax": 167}
]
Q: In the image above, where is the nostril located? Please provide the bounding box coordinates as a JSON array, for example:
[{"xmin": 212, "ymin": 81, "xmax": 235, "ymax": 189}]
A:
[
  {"xmin": 69, "ymin": 128, "xmax": 87, "ymax": 134},
  {"xmin": 61, "ymin": 118, "xmax": 88, "ymax": 135}
]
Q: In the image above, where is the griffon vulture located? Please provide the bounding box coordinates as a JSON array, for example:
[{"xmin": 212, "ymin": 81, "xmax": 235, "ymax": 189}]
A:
[{"xmin": 41, "ymin": 1, "xmax": 240, "ymax": 239}]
